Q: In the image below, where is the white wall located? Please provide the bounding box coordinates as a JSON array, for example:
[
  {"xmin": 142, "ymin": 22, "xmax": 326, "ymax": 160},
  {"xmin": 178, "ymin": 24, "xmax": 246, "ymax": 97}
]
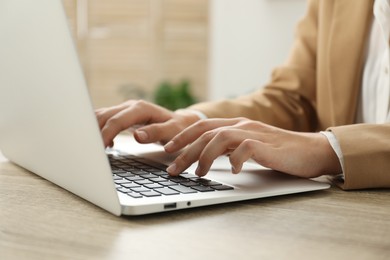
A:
[{"xmin": 208, "ymin": 0, "xmax": 307, "ymax": 100}]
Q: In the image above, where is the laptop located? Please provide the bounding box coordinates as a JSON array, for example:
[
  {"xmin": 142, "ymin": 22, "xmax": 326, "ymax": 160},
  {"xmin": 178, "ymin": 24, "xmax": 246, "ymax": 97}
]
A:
[{"xmin": 0, "ymin": 0, "xmax": 329, "ymax": 216}]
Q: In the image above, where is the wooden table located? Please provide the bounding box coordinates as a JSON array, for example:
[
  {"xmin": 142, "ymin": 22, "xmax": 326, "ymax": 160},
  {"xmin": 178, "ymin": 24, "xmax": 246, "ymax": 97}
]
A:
[{"xmin": 1, "ymin": 148, "xmax": 389, "ymax": 260}]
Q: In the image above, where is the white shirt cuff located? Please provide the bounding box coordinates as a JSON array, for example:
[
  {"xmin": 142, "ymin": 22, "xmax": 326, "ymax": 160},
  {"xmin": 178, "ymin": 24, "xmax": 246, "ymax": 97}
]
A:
[
  {"xmin": 320, "ymin": 131, "xmax": 345, "ymax": 175},
  {"xmin": 178, "ymin": 109, "xmax": 208, "ymax": 120}
]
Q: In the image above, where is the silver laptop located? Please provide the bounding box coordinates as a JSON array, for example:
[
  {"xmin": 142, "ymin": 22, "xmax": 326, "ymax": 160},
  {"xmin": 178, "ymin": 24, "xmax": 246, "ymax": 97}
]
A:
[{"xmin": 0, "ymin": 0, "xmax": 329, "ymax": 216}]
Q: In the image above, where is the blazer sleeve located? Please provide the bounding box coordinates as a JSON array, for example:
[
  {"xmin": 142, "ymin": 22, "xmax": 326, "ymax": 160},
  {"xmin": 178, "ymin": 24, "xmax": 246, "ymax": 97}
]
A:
[
  {"xmin": 329, "ymin": 124, "xmax": 390, "ymax": 190},
  {"xmin": 189, "ymin": 0, "xmax": 320, "ymax": 132}
]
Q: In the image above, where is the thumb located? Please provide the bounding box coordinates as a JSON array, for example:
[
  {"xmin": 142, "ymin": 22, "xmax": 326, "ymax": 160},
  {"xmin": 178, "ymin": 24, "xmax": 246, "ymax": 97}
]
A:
[{"xmin": 134, "ymin": 120, "xmax": 180, "ymax": 144}]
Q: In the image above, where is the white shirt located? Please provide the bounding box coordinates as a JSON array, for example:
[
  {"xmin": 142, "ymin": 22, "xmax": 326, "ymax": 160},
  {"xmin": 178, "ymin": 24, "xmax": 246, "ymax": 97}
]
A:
[{"xmin": 357, "ymin": 0, "xmax": 390, "ymax": 123}]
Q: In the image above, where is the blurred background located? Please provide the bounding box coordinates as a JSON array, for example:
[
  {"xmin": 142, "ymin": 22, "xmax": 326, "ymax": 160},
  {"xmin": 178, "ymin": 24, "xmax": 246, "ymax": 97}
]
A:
[{"xmin": 62, "ymin": 0, "xmax": 306, "ymax": 109}]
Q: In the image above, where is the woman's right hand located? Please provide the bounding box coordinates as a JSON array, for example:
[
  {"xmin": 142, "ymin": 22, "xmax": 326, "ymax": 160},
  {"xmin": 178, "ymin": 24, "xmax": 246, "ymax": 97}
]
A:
[{"xmin": 95, "ymin": 100, "xmax": 200, "ymax": 147}]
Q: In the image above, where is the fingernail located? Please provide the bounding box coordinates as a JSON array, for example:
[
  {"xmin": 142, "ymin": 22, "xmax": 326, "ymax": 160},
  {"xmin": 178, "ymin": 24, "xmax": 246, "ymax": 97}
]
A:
[
  {"xmin": 103, "ymin": 140, "xmax": 112, "ymax": 148},
  {"xmin": 164, "ymin": 141, "xmax": 174, "ymax": 151},
  {"xmin": 195, "ymin": 166, "xmax": 202, "ymax": 176},
  {"xmin": 231, "ymin": 165, "xmax": 241, "ymax": 174},
  {"xmin": 166, "ymin": 163, "xmax": 177, "ymax": 174},
  {"xmin": 135, "ymin": 130, "xmax": 148, "ymax": 142}
]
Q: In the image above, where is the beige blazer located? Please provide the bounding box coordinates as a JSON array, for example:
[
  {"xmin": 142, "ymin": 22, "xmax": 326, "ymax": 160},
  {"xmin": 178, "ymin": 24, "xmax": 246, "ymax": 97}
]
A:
[{"xmin": 190, "ymin": 0, "xmax": 390, "ymax": 190}]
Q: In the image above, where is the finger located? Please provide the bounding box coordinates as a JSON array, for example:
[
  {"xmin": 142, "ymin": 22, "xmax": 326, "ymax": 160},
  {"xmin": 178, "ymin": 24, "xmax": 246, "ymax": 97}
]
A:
[
  {"xmin": 134, "ymin": 119, "xmax": 181, "ymax": 144},
  {"xmin": 101, "ymin": 107, "xmax": 137, "ymax": 147},
  {"xmin": 196, "ymin": 129, "xmax": 260, "ymax": 176},
  {"xmin": 229, "ymin": 139, "xmax": 265, "ymax": 174},
  {"xmin": 169, "ymin": 128, "xmax": 258, "ymax": 177},
  {"xmin": 166, "ymin": 135, "xmax": 210, "ymax": 176},
  {"xmin": 101, "ymin": 105, "xmax": 156, "ymax": 147},
  {"xmin": 101, "ymin": 101, "xmax": 174, "ymax": 147},
  {"xmin": 164, "ymin": 118, "xmax": 243, "ymax": 153},
  {"xmin": 95, "ymin": 104, "xmax": 129, "ymax": 129}
]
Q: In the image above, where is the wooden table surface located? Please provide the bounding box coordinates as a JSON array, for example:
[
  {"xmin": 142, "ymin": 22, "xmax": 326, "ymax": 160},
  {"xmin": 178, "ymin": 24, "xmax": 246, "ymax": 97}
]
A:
[{"xmin": 1, "ymin": 149, "xmax": 389, "ymax": 260}]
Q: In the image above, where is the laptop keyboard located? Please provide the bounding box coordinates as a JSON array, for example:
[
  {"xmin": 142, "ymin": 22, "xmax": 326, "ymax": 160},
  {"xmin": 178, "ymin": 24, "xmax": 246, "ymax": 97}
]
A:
[{"xmin": 108, "ymin": 154, "xmax": 234, "ymax": 199}]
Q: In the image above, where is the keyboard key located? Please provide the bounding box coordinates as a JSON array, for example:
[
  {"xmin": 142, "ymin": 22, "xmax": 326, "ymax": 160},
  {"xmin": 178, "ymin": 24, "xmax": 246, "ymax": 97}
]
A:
[
  {"xmin": 130, "ymin": 170, "xmax": 149, "ymax": 175},
  {"xmin": 134, "ymin": 179, "xmax": 153, "ymax": 185},
  {"xmin": 144, "ymin": 183, "xmax": 163, "ymax": 189},
  {"xmin": 115, "ymin": 164, "xmax": 129, "ymax": 169},
  {"xmin": 170, "ymin": 185, "xmax": 197, "ymax": 194},
  {"xmin": 151, "ymin": 171, "xmax": 169, "ymax": 176},
  {"xmin": 192, "ymin": 186, "xmax": 215, "ymax": 192},
  {"xmin": 120, "ymin": 158, "xmax": 137, "ymax": 163},
  {"xmin": 121, "ymin": 182, "xmax": 141, "ymax": 189},
  {"xmin": 212, "ymin": 185, "xmax": 234, "ymax": 191},
  {"xmin": 113, "ymin": 175, "xmax": 122, "ymax": 180},
  {"xmin": 119, "ymin": 156, "xmax": 135, "ymax": 160},
  {"xmin": 181, "ymin": 181, "xmax": 198, "ymax": 187},
  {"xmin": 166, "ymin": 176, "xmax": 190, "ymax": 183},
  {"xmin": 131, "ymin": 163, "xmax": 146, "ymax": 168},
  {"xmin": 141, "ymin": 191, "xmax": 162, "ymax": 197},
  {"xmin": 153, "ymin": 177, "xmax": 168, "ymax": 182},
  {"xmin": 136, "ymin": 165, "xmax": 153, "ymax": 170},
  {"xmin": 116, "ymin": 172, "xmax": 135, "ymax": 178},
  {"xmin": 159, "ymin": 180, "xmax": 178, "ymax": 186},
  {"xmin": 112, "ymin": 169, "xmax": 126, "ymax": 174},
  {"xmin": 143, "ymin": 168, "xmax": 159, "ymax": 172},
  {"xmin": 155, "ymin": 187, "xmax": 180, "ymax": 195},
  {"xmin": 127, "ymin": 192, "xmax": 143, "ymax": 199},
  {"xmin": 193, "ymin": 178, "xmax": 221, "ymax": 186},
  {"xmin": 126, "ymin": 176, "xmax": 144, "ymax": 181},
  {"xmin": 141, "ymin": 173, "xmax": 159, "ymax": 179},
  {"xmin": 131, "ymin": 187, "xmax": 151, "ymax": 193},
  {"xmin": 121, "ymin": 167, "xmax": 137, "ymax": 171},
  {"xmin": 114, "ymin": 179, "xmax": 131, "ymax": 184},
  {"xmin": 117, "ymin": 187, "xmax": 131, "ymax": 193}
]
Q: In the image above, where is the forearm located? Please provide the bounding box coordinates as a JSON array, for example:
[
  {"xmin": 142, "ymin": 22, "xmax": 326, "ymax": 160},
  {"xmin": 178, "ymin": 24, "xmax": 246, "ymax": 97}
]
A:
[
  {"xmin": 189, "ymin": 82, "xmax": 317, "ymax": 132},
  {"xmin": 329, "ymin": 123, "xmax": 390, "ymax": 189},
  {"xmin": 191, "ymin": 1, "xmax": 320, "ymax": 132}
]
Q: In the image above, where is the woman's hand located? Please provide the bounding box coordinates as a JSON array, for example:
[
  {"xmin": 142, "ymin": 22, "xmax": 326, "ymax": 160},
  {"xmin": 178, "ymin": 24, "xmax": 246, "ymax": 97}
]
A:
[
  {"xmin": 164, "ymin": 118, "xmax": 342, "ymax": 178},
  {"xmin": 95, "ymin": 100, "xmax": 200, "ymax": 147}
]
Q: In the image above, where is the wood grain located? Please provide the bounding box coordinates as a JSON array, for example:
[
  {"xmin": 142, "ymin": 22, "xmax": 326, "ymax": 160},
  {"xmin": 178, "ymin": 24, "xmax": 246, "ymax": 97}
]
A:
[{"xmin": 1, "ymin": 149, "xmax": 389, "ymax": 260}]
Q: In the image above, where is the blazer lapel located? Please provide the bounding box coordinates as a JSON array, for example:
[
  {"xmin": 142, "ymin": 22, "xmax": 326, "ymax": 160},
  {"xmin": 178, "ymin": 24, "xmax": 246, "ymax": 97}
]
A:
[{"xmin": 328, "ymin": 0, "xmax": 374, "ymax": 125}]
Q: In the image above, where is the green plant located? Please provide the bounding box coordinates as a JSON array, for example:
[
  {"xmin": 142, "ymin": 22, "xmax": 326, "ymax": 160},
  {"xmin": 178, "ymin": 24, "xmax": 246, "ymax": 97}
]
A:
[{"xmin": 153, "ymin": 79, "xmax": 197, "ymax": 111}]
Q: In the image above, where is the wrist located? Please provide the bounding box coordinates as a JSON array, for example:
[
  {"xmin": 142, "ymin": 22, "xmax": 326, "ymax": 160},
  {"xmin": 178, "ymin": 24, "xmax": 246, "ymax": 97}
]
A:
[
  {"xmin": 174, "ymin": 109, "xmax": 202, "ymax": 129},
  {"xmin": 174, "ymin": 109, "xmax": 203, "ymax": 125},
  {"xmin": 317, "ymin": 133, "xmax": 343, "ymax": 175}
]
